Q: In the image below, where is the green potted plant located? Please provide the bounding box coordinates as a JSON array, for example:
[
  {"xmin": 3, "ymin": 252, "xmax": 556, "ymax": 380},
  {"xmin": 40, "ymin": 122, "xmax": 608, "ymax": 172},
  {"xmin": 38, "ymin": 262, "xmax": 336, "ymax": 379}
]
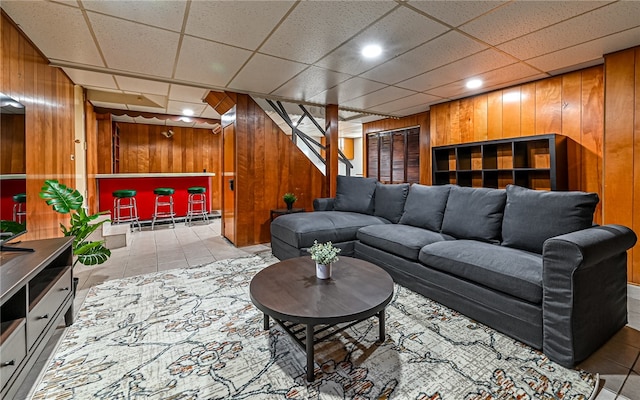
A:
[
  {"xmin": 39, "ymin": 179, "xmax": 111, "ymax": 267},
  {"xmin": 308, "ymin": 240, "xmax": 341, "ymax": 279},
  {"xmin": 283, "ymin": 192, "xmax": 297, "ymax": 210}
]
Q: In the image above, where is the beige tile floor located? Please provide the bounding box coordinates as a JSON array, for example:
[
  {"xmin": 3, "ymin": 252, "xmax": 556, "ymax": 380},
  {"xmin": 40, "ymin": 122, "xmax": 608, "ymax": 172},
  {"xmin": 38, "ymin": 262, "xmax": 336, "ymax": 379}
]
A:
[{"xmin": 20, "ymin": 219, "xmax": 640, "ymax": 399}]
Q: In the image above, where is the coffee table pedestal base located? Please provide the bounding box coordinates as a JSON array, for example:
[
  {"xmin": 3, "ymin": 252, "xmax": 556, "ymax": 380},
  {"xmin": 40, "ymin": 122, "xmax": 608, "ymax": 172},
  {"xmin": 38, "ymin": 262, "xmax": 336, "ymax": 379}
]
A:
[{"xmin": 263, "ymin": 310, "xmax": 386, "ymax": 382}]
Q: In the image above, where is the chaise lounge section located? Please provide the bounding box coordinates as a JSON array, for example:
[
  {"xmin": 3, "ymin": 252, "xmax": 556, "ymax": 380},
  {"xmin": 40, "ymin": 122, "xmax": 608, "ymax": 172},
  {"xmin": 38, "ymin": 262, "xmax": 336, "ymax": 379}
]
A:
[{"xmin": 270, "ymin": 176, "xmax": 637, "ymax": 367}]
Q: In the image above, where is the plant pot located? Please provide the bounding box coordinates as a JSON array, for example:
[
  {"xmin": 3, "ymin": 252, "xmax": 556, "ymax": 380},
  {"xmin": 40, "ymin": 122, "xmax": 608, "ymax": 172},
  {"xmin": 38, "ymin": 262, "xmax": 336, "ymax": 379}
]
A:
[
  {"xmin": 316, "ymin": 262, "xmax": 332, "ymax": 279},
  {"xmin": 285, "ymin": 202, "xmax": 294, "ymax": 211}
]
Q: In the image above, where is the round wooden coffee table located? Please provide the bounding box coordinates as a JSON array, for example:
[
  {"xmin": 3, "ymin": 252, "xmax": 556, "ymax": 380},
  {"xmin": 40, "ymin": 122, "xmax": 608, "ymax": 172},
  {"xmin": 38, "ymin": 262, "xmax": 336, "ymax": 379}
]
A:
[{"xmin": 249, "ymin": 256, "xmax": 394, "ymax": 382}]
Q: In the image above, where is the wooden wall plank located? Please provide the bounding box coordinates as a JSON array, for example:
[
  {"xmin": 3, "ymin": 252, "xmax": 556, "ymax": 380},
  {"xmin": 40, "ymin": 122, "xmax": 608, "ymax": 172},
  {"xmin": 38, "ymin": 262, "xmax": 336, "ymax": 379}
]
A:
[
  {"xmin": 605, "ymin": 49, "xmax": 636, "ymax": 282},
  {"xmin": 1, "ymin": 11, "xmax": 76, "ymax": 239},
  {"xmin": 85, "ymin": 99, "xmax": 98, "ymax": 213},
  {"xmin": 487, "ymin": 91, "xmax": 503, "ymax": 139},
  {"xmin": 634, "ymin": 47, "xmax": 640, "ymax": 284},
  {"xmin": 521, "ymin": 83, "xmax": 536, "ymax": 136},
  {"xmin": 0, "ymin": 114, "xmax": 25, "ymax": 174},
  {"xmin": 502, "ymin": 88, "xmax": 521, "ymax": 137},
  {"xmin": 580, "ymin": 66, "xmax": 604, "ymax": 223},
  {"xmin": 561, "ymin": 71, "xmax": 583, "ymax": 191},
  {"xmin": 473, "ymin": 94, "xmax": 488, "ymax": 140},
  {"xmin": 535, "ymin": 77, "xmax": 562, "ymax": 134}
]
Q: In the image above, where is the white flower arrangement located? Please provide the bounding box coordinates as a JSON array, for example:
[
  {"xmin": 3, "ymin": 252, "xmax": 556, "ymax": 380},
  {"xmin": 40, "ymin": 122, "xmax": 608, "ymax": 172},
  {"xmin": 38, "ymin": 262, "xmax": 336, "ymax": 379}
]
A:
[{"xmin": 308, "ymin": 240, "xmax": 341, "ymax": 265}]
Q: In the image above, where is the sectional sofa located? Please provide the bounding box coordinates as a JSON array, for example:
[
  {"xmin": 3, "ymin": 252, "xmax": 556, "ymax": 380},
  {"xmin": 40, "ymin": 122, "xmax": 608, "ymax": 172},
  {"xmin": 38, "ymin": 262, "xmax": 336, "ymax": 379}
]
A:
[{"xmin": 270, "ymin": 176, "xmax": 637, "ymax": 367}]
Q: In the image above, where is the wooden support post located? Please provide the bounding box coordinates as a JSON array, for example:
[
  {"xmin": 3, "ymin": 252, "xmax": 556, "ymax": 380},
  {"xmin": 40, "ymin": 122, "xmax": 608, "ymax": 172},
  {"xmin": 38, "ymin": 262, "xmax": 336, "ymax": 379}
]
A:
[{"xmin": 325, "ymin": 104, "xmax": 339, "ymax": 197}]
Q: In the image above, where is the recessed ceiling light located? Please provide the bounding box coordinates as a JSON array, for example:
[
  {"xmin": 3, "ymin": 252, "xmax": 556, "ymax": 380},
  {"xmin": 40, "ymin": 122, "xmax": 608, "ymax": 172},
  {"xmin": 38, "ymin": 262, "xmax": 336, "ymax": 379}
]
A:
[
  {"xmin": 182, "ymin": 108, "xmax": 194, "ymax": 116},
  {"xmin": 361, "ymin": 44, "xmax": 382, "ymax": 58},
  {"xmin": 466, "ymin": 79, "xmax": 483, "ymax": 89}
]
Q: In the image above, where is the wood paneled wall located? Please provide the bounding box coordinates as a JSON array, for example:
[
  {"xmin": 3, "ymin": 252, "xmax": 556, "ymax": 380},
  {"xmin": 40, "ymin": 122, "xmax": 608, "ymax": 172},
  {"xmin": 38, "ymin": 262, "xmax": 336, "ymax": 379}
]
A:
[
  {"xmin": 0, "ymin": 113, "xmax": 25, "ymax": 173},
  {"xmin": 111, "ymin": 122, "xmax": 222, "ymax": 210},
  {"xmin": 85, "ymin": 98, "xmax": 99, "ymax": 213},
  {"xmin": 209, "ymin": 92, "xmax": 327, "ymax": 246},
  {"xmin": 429, "ymin": 66, "xmax": 604, "ymax": 223},
  {"xmin": 604, "ymin": 47, "xmax": 640, "ymax": 284},
  {"xmin": 1, "ymin": 11, "xmax": 76, "ymax": 239},
  {"xmin": 362, "ymin": 111, "xmax": 430, "ymax": 183}
]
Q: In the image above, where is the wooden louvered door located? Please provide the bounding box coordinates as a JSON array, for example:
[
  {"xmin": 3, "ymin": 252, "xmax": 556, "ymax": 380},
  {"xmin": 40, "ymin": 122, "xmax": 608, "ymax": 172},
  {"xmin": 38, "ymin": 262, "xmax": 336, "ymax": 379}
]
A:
[{"xmin": 366, "ymin": 127, "xmax": 420, "ymax": 184}]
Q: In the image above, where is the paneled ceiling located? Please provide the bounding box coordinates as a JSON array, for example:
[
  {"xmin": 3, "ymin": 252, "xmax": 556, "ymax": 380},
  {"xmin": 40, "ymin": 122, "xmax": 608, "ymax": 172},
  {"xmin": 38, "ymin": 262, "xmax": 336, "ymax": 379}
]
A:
[{"xmin": 2, "ymin": 0, "xmax": 640, "ymax": 128}]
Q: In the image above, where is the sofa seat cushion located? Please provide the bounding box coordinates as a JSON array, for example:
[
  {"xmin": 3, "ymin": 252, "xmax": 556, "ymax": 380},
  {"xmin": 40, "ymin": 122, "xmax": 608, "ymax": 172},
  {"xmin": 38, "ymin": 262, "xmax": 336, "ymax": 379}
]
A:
[
  {"xmin": 357, "ymin": 224, "xmax": 453, "ymax": 261},
  {"xmin": 270, "ymin": 211, "xmax": 389, "ymax": 249},
  {"xmin": 419, "ymin": 240, "xmax": 543, "ymax": 304}
]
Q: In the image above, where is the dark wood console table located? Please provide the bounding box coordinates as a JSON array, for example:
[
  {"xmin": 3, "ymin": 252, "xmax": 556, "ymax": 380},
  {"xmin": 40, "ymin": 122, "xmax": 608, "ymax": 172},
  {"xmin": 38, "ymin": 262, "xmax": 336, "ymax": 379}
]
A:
[{"xmin": 0, "ymin": 237, "xmax": 74, "ymax": 399}]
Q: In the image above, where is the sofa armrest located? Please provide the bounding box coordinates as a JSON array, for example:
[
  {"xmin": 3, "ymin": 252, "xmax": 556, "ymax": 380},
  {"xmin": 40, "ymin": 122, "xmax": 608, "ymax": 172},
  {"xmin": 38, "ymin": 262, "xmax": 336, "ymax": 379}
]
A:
[
  {"xmin": 313, "ymin": 198, "xmax": 335, "ymax": 211},
  {"xmin": 542, "ymin": 224, "xmax": 637, "ymax": 366}
]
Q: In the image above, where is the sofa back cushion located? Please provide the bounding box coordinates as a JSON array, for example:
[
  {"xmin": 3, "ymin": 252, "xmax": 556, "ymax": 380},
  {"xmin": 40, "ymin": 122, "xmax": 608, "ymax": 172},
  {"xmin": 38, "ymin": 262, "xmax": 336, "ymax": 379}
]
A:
[
  {"xmin": 501, "ymin": 184, "xmax": 599, "ymax": 253},
  {"xmin": 441, "ymin": 186, "xmax": 506, "ymax": 243},
  {"xmin": 399, "ymin": 184, "xmax": 451, "ymax": 231},
  {"xmin": 333, "ymin": 176, "xmax": 377, "ymax": 215},
  {"xmin": 374, "ymin": 183, "xmax": 409, "ymax": 223}
]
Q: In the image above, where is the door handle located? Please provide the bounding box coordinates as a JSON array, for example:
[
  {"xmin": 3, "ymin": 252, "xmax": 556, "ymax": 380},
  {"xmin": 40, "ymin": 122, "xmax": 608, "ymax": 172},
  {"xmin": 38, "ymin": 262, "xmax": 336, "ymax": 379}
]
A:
[{"xmin": 229, "ymin": 179, "xmax": 234, "ymax": 191}]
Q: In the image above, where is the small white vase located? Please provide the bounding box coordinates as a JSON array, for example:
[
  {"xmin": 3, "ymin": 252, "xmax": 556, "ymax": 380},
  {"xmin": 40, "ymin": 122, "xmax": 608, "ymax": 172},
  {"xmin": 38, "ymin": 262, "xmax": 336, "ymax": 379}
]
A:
[{"xmin": 316, "ymin": 262, "xmax": 332, "ymax": 279}]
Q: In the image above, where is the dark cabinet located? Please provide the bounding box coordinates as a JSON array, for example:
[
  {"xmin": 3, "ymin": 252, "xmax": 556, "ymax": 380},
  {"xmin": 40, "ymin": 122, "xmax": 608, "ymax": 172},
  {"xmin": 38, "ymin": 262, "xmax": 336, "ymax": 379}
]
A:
[{"xmin": 432, "ymin": 134, "xmax": 567, "ymax": 190}]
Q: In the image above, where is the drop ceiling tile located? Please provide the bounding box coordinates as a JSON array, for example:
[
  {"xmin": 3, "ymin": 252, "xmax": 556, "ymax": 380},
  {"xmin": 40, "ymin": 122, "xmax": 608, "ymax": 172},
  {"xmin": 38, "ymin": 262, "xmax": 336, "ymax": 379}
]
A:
[
  {"xmin": 87, "ymin": 12, "xmax": 180, "ymax": 77},
  {"xmin": 175, "ymin": 36, "xmax": 252, "ymax": 87},
  {"xmin": 308, "ymin": 77, "xmax": 387, "ymax": 105},
  {"xmin": 200, "ymin": 107, "xmax": 221, "ymax": 120},
  {"xmin": 115, "ymin": 76, "xmax": 169, "ymax": 96},
  {"xmin": 1, "ymin": 1, "xmax": 104, "ymax": 66},
  {"xmin": 131, "ymin": 94, "xmax": 167, "ymax": 109},
  {"xmin": 186, "ymin": 1, "xmax": 294, "ymax": 50},
  {"xmin": 406, "ymin": 0, "xmax": 507, "ymax": 27},
  {"xmin": 314, "ymin": 7, "xmax": 449, "ymax": 75},
  {"xmin": 391, "ymin": 104, "xmax": 431, "ymax": 117},
  {"xmin": 498, "ymin": 1, "xmax": 640, "ymax": 60},
  {"xmin": 228, "ymin": 54, "xmax": 308, "ymax": 94},
  {"xmin": 271, "ymin": 66, "xmax": 351, "ymax": 101},
  {"xmin": 169, "ymin": 85, "xmax": 210, "ymax": 103},
  {"xmin": 396, "ymin": 49, "xmax": 517, "ymax": 92},
  {"xmin": 361, "ymin": 31, "xmax": 488, "ymax": 84},
  {"xmin": 167, "ymin": 100, "xmax": 207, "ymax": 117},
  {"xmin": 90, "ymin": 100, "xmax": 129, "ymax": 110},
  {"xmin": 260, "ymin": 1, "xmax": 395, "ymax": 64},
  {"xmin": 426, "ymin": 63, "xmax": 544, "ymax": 99},
  {"xmin": 370, "ymin": 93, "xmax": 440, "ymax": 114},
  {"xmin": 341, "ymin": 86, "xmax": 416, "ymax": 110},
  {"xmin": 81, "ymin": 0, "xmax": 186, "ymax": 32},
  {"xmin": 63, "ymin": 69, "xmax": 118, "ymax": 89},
  {"xmin": 127, "ymin": 104, "xmax": 168, "ymax": 113},
  {"xmin": 527, "ymin": 26, "xmax": 640, "ymax": 73},
  {"xmin": 460, "ymin": 1, "xmax": 608, "ymax": 45}
]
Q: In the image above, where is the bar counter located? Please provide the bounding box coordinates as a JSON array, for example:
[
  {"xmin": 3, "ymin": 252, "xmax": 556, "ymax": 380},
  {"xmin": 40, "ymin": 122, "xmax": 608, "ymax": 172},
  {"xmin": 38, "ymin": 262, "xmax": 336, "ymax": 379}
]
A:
[{"xmin": 96, "ymin": 173, "xmax": 216, "ymax": 221}]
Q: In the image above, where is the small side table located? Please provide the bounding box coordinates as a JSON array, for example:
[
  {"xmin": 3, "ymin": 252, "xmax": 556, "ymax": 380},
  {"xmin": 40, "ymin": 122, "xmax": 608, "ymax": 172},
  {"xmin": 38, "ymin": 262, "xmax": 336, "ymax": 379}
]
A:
[{"xmin": 270, "ymin": 208, "xmax": 305, "ymax": 221}]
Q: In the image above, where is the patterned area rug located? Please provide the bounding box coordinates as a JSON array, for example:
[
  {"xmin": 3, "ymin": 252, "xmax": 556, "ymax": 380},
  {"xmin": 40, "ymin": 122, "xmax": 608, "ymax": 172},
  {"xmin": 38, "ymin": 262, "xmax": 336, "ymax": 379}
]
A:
[{"xmin": 33, "ymin": 254, "xmax": 597, "ymax": 399}]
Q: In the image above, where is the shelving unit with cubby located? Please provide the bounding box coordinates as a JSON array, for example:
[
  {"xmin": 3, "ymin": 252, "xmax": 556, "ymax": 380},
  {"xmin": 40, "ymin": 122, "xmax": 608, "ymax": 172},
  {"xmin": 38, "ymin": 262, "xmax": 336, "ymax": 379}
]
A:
[{"xmin": 432, "ymin": 134, "xmax": 567, "ymax": 190}]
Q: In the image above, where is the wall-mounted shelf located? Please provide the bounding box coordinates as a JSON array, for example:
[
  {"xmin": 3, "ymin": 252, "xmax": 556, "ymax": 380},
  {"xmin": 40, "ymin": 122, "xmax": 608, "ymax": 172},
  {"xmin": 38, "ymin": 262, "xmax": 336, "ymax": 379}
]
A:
[{"xmin": 432, "ymin": 134, "xmax": 567, "ymax": 190}]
